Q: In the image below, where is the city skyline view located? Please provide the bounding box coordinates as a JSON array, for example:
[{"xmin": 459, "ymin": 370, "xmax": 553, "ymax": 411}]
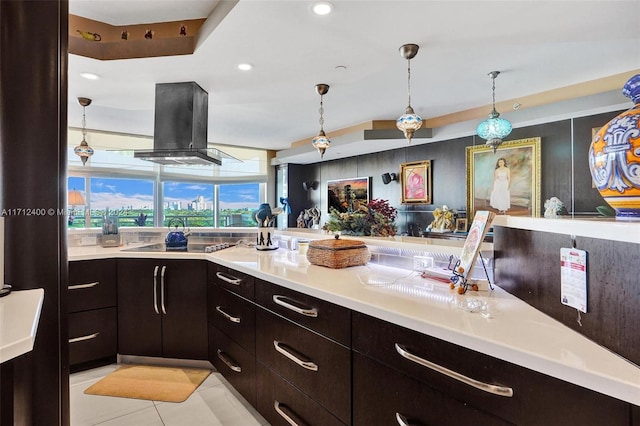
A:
[{"xmin": 68, "ymin": 176, "xmax": 261, "ymax": 211}]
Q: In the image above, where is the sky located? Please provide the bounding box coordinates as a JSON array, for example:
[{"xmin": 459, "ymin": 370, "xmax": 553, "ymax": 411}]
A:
[{"xmin": 68, "ymin": 176, "xmax": 260, "ymax": 210}]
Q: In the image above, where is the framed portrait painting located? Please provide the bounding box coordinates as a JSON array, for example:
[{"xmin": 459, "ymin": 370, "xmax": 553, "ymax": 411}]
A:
[
  {"xmin": 400, "ymin": 160, "xmax": 432, "ymax": 204},
  {"xmin": 466, "ymin": 137, "xmax": 541, "ymax": 220},
  {"xmin": 327, "ymin": 176, "xmax": 370, "ymax": 213}
]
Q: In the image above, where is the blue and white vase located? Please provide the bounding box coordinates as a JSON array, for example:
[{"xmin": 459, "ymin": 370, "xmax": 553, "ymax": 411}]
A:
[{"xmin": 589, "ymin": 74, "xmax": 640, "ymax": 220}]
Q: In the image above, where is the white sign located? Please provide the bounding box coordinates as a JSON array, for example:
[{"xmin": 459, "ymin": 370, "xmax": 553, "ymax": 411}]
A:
[{"xmin": 560, "ymin": 247, "xmax": 588, "ymax": 313}]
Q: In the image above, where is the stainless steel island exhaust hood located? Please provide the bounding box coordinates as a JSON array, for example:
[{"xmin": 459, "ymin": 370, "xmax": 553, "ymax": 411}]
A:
[{"xmin": 134, "ymin": 82, "xmax": 222, "ymax": 166}]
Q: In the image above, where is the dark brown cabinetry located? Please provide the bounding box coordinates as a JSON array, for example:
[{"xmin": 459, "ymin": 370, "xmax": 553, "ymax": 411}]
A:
[
  {"xmin": 353, "ymin": 311, "xmax": 631, "ymax": 426},
  {"xmin": 353, "ymin": 352, "xmax": 512, "ymax": 426},
  {"xmin": 256, "ymin": 362, "xmax": 345, "ymax": 426},
  {"xmin": 254, "ymin": 279, "xmax": 351, "ymax": 425},
  {"xmin": 68, "ymin": 259, "xmax": 117, "ymax": 371},
  {"xmin": 207, "ymin": 263, "xmax": 257, "ymax": 405},
  {"xmin": 118, "ymin": 259, "xmax": 207, "ymax": 360},
  {"xmin": 209, "ymin": 262, "xmax": 255, "ymax": 300}
]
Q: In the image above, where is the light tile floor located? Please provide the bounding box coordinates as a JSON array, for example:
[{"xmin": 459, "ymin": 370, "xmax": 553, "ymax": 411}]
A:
[{"xmin": 70, "ymin": 364, "xmax": 269, "ymax": 425}]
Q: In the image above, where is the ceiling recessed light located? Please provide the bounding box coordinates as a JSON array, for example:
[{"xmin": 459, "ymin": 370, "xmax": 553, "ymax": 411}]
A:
[
  {"xmin": 312, "ymin": 1, "xmax": 333, "ymax": 15},
  {"xmin": 237, "ymin": 63, "xmax": 253, "ymax": 71},
  {"xmin": 79, "ymin": 72, "xmax": 100, "ymax": 81}
]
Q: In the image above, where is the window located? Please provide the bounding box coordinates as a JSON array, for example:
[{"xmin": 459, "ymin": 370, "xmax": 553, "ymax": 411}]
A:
[
  {"xmin": 89, "ymin": 177, "xmax": 155, "ymax": 228},
  {"xmin": 68, "ymin": 176, "xmax": 87, "ymax": 228},
  {"xmin": 67, "ymin": 129, "xmax": 269, "ymax": 228},
  {"xmin": 218, "ymin": 183, "xmax": 261, "ymax": 227},
  {"xmin": 163, "ymin": 181, "xmax": 214, "ymax": 227}
]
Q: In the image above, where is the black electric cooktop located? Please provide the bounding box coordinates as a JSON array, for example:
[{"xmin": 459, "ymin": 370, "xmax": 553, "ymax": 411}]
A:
[{"xmin": 121, "ymin": 243, "xmax": 230, "ymax": 253}]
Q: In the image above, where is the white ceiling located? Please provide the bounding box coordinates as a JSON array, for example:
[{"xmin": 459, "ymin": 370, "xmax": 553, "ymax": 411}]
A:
[{"xmin": 68, "ymin": 0, "xmax": 640, "ymax": 163}]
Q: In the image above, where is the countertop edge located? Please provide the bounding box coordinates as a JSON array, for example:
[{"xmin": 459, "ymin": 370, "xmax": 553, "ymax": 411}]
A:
[
  {"xmin": 492, "ymin": 215, "xmax": 640, "ymax": 244},
  {"xmin": 0, "ymin": 288, "xmax": 44, "ymax": 364}
]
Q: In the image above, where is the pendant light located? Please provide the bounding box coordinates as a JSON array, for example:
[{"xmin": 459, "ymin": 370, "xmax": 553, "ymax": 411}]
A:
[
  {"xmin": 311, "ymin": 84, "xmax": 331, "ymax": 158},
  {"xmin": 476, "ymin": 71, "xmax": 512, "ymax": 153},
  {"xmin": 74, "ymin": 97, "xmax": 95, "ymax": 165},
  {"xmin": 396, "ymin": 43, "xmax": 422, "ymax": 143}
]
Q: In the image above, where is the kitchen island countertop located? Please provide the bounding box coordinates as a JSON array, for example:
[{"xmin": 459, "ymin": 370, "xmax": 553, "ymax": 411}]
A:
[{"xmin": 68, "ymin": 243, "xmax": 640, "ymax": 406}]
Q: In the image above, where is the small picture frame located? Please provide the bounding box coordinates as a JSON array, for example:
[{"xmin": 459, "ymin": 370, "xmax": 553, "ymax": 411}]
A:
[
  {"xmin": 400, "ymin": 160, "xmax": 432, "ymax": 204},
  {"xmin": 455, "ymin": 218, "xmax": 467, "ymax": 233}
]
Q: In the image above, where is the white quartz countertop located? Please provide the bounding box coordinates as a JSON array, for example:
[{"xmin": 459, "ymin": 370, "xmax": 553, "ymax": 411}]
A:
[
  {"xmin": 68, "ymin": 244, "xmax": 640, "ymax": 406},
  {"xmin": 0, "ymin": 288, "xmax": 44, "ymax": 363}
]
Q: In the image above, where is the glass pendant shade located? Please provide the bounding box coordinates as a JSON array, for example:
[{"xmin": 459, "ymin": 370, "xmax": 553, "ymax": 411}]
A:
[
  {"xmin": 476, "ymin": 109, "xmax": 513, "ymax": 151},
  {"xmin": 74, "ymin": 138, "xmax": 94, "ymax": 165},
  {"xmin": 396, "ymin": 44, "xmax": 422, "ymax": 143},
  {"xmin": 477, "ymin": 71, "xmax": 512, "ymax": 152},
  {"xmin": 396, "ymin": 106, "xmax": 423, "ymax": 143},
  {"xmin": 75, "ymin": 97, "xmax": 95, "ymax": 165},
  {"xmin": 312, "ymin": 130, "xmax": 331, "ymax": 159},
  {"xmin": 312, "ymin": 84, "xmax": 331, "ymax": 158}
]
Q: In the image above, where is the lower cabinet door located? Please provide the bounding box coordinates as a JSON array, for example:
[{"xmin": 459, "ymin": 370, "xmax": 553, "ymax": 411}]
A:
[
  {"xmin": 353, "ymin": 352, "xmax": 514, "ymax": 426},
  {"xmin": 256, "ymin": 361, "xmax": 346, "ymax": 426},
  {"xmin": 69, "ymin": 307, "xmax": 117, "ymax": 367},
  {"xmin": 210, "ymin": 326, "xmax": 256, "ymax": 407}
]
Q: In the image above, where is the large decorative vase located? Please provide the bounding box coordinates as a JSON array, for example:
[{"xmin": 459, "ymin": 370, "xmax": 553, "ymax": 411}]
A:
[{"xmin": 589, "ymin": 74, "xmax": 640, "ymax": 220}]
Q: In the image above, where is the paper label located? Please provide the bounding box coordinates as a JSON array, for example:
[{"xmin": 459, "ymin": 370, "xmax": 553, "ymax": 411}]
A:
[{"xmin": 560, "ymin": 247, "xmax": 588, "ymax": 313}]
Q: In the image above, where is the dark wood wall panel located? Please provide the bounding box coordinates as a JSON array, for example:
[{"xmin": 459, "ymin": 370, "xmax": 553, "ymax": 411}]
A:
[
  {"xmin": 494, "ymin": 227, "xmax": 639, "ymax": 366},
  {"xmin": 287, "ymin": 111, "xmax": 621, "ymax": 235},
  {"xmin": 287, "ymin": 163, "xmax": 320, "ymax": 227},
  {"xmin": 509, "ymin": 120, "xmax": 572, "ymax": 215},
  {"xmin": 0, "ymin": 1, "xmax": 69, "ymax": 424},
  {"xmin": 354, "ymin": 148, "xmax": 409, "ymax": 229}
]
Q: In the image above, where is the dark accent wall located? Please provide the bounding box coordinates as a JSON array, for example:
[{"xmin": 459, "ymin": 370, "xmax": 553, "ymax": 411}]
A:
[
  {"xmin": 494, "ymin": 227, "xmax": 640, "ymax": 367},
  {"xmin": 0, "ymin": 1, "xmax": 69, "ymax": 425},
  {"xmin": 284, "ymin": 163, "xmax": 321, "ymax": 228},
  {"xmin": 286, "ymin": 110, "xmax": 624, "ymax": 234}
]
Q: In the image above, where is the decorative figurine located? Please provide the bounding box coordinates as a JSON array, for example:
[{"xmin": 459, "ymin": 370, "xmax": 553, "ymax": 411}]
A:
[
  {"xmin": 544, "ymin": 197, "xmax": 565, "ymax": 218},
  {"xmin": 77, "ymin": 30, "xmax": 101, "ymax": 41}
]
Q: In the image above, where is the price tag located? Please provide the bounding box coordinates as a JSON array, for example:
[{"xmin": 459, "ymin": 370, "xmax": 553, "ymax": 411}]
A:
[{"xmin": 560, "ymin": 248, "xmax": 588, "ymax": 313}]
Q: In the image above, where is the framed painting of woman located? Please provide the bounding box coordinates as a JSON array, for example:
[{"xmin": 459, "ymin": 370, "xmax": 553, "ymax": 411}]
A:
[
  {"xmin": 400, "ymin": 160, "xmax": 432, "ymax": 204},
  {"xmin": 465, "ymin": 137, "xmax": 541, "ymax": 219}
]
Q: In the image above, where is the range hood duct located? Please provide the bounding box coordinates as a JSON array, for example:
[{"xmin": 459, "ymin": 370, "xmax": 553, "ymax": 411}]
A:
[{"xmin": 134, "ymin": 82, "xmax": 222, "ymax": 165}]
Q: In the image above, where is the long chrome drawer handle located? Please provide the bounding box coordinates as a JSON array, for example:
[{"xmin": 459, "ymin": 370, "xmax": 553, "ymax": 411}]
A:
[
  {"xmin": 216, "ymin": 349, "xmax": 242, "ymax": 373},
  {"xmin": 68, "ymin": 281, "xmax": 99, "ymax": 290},
  {"xmin": 274, "ymin": 401, "xmax": 302, "ymax": 426},
  {"xmin": 272, "ymin": 295, "xmax": 318, "ymax": 318},
  {"xmin": 216, "ymin": 272, "xmax": 242, "ymax": 286},
  {"xmin": 395, "ymin": 343, "xmax": 513, "ymax": 397},
  {"xmin": 396, "ymin": 412, "xmax": 411, "ymax": 426},
  {"xmin": 273, "ymin": 340, "xmax": 318, "ymax": 372},
  {"xmin": 216, "ymin": 306, "xmax": 241, "ymax": 323},
  {"xmin": 69, "ymin": 332, "xmax": 100, "ymax": 343}
]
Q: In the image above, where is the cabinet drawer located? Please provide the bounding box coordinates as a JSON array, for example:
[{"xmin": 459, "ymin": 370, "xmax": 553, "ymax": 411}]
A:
[
  {"xmin": 210, "ymin": 326, "xmax": 256, "ymax": 407},
  {"xmin": 68, "ymin": 259, "xmax": 116, "ymax": 312},
  {"xmin": 69, "ymin": 307, "xmax": 117, "ymax": 366},
  {"xmin": 353, "ymin": 352, "xmax": 512, "ymax": 426},
  {"xmin": 209, "ymin": 285, "xmax": 255, "ymax": 354},
  {"xmin": 209, "ymin": 263, "xmax": 255, "ymax": 300},
  {"xmin": 353, "ymin": 311, "xmax": 521, "ymax": 421},
  {"xmin": 255, "ymin": 279, "xmax": 350, "ymax": 346},
  {"xmin": 256, "ymin": 308, "xmax": 351, "ymax": 424},
  {"xmin": 256, "ymin": 361, "xmax": 346, "ymax": 426}
]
